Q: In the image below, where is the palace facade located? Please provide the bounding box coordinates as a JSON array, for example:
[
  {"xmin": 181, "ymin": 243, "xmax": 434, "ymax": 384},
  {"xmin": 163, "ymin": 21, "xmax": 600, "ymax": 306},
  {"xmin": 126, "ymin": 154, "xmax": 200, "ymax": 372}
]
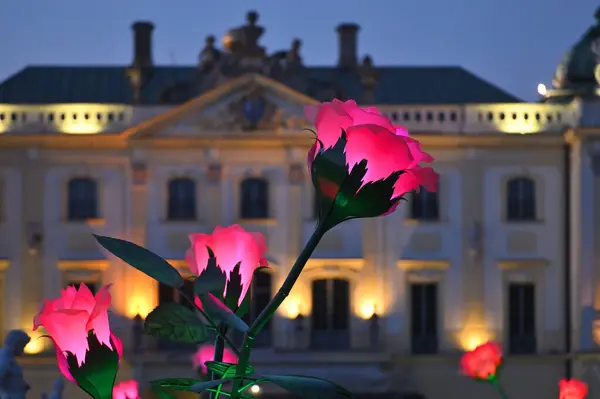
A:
[{"xmin": 1, "ymin": 9, "xmax": 600, "ymax": 399}]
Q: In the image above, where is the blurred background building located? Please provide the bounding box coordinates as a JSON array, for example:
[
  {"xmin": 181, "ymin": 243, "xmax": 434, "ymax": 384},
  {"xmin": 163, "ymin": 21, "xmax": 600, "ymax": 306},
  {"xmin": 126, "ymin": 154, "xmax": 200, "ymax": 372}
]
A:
[{"xmin": 1, "ymin": 9, "xmax": 600, "ymax": 399}]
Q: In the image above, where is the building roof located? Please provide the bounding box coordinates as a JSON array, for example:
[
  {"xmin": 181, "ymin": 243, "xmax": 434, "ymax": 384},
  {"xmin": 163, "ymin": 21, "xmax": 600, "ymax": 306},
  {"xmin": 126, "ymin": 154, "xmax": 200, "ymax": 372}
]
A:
[{"xmin": 0, "ymin": 65, "xmax": 521, "ymax": 105}]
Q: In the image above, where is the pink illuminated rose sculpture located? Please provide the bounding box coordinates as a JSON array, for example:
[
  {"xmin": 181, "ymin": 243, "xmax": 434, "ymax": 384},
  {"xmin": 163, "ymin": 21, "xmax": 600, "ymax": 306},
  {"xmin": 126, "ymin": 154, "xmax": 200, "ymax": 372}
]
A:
[
  {"xmin": 34, "ymin": 283, "xmax": 123, "ymax": 399},
  {"xmin": 113, "ymin": 380, "xmax": 140, "ymax": 399},
  {"xmin": 192, "ymin": 344, "xmax": 239, "ymax": 374},
  {"xmin": 306, "ymin": 99, "xmax": 438, "ymax": 228},
  {"xmin": 186, "ymin": 225, "xmax": 268, "ymax": 311}
]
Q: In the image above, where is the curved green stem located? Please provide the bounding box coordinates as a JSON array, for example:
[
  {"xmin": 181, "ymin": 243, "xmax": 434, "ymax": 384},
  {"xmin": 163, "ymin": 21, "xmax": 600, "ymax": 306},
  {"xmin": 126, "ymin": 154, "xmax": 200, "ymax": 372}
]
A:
[
  {"xmin": 230, "ymin": 223, "xmax": 328, "ymax": 398},
  {"xmin": 208, "ymin": 326, "xmax": 227, "ymax": 399},
  {"xmin": 493, "ymin": 380, "xmax": 509, "ymax": 399}
]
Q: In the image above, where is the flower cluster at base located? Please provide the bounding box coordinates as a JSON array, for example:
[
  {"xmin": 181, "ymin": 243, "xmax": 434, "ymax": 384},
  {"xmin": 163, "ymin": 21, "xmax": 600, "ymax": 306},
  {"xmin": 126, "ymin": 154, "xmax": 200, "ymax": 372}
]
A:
[
  {"xmin": 34, "ymin": 284, "xmax": 123, "ymax": 399},
  {"xmin": 40, "ymin": 98, "xmax": 440, "ymax": 399},
  {"xmin": 461, "ymin": 341, "xmax": 589, "ymax": 399}
]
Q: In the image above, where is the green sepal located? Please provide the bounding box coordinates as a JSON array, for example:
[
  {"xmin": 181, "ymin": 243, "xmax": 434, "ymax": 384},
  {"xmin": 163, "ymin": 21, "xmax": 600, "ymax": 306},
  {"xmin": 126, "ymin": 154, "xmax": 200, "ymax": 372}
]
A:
[
  {"xmin": 311, "ymin": 131, "xmax": 403, "ymax": 230},
  {"xmin": 65, "ymin": 332, "xmax": 120, "ymax": 399}
]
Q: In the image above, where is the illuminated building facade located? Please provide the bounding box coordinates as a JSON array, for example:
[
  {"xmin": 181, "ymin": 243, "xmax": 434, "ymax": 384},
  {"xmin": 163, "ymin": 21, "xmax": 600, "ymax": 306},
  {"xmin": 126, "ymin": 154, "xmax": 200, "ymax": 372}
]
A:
[{"xmin": 1, "ymin": 9, "xmax": 600, "ymax": 399}]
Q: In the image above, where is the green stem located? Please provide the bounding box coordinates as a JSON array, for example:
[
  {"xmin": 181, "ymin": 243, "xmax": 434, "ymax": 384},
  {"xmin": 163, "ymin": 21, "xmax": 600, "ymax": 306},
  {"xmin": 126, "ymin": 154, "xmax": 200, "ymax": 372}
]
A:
[
  {"xmin": 493, "ymin": 380, "xmax": 509, "ymax": 399},
  {"xmin": 208, "ymin": 326, "xmax": 227, "ymax": 399},
  {"xmin": 230, "ymin": 223, "xmax": 328, "ymax": 398}
]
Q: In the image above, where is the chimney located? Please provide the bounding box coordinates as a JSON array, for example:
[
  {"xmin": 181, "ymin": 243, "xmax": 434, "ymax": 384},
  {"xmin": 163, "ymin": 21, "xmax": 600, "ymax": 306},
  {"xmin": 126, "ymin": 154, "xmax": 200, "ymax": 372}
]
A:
[
  {"xmin": 131, "ymin": 21, "xmax": 154, "ymax": 68},
  {"xmin": 336, "ymin": 23, "xmax": 360, "ymax": 68}
]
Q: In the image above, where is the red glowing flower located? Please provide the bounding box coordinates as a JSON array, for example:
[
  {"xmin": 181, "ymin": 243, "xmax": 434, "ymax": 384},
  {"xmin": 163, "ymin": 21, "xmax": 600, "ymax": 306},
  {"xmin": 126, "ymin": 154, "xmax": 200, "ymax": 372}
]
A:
[
  {"xmin": 460, "ymin": 341, "xmax": 503, "ymax": 381},
  {"xmin": 34, "ymin": 283, "xmax": 123, "ymax": 399},
  {"xmin": 113, "ymin": 380, "xmax": 140, "ymax": 399},
  {"xmin": 186, "ymin": 225, "xmax": 268, "ymax": 307},
  {"xmin": 191, "ymin": 344, "xmax": 239, "ymax": 374},
  {"xmin": 559, "ymin": 379, "xmax": 588, "ymax": 399},
  {"xmin": 306, "ymin": 99, "xmax": 438, "ymax": 228}
]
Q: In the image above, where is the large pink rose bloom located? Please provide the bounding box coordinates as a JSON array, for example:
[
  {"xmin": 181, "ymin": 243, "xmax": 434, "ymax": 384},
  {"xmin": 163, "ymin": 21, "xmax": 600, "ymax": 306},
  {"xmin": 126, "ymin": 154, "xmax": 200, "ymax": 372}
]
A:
[
  {"xmin": 192, "ymin": 344, "xmax": 238, "ymax": 374},
  {"xmin": 306, "ymin": 99, "xmax": 439, "ymax": 208},
  {"xmin": 186, "ymin": 225, "xmax": 268, "ymax": 306},
  {"xmin": 33, "ymin": 284, "xmax": 123, "ymax": 381}
]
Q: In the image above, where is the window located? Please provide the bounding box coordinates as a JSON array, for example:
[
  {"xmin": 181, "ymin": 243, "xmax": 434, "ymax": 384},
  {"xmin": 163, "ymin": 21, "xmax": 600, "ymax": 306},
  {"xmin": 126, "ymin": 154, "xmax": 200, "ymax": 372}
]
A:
[
  {"xmin": 157, "ymin": 279, "xmax": 195, "ymax": 350},
  {"xmin": 508, "ymin": 282, "xmax": 536, "ymax": 354},
  {"xmin": 410, "ymin": 283, "xmax": 438, "ymax": 354},
  {"xmin": 167, "ymin": 178, "xmax": 197, "ymax": 220},
  {"xmin": 240, "ymin": 178, "xmax": 269, "ymax": 219},
  {"xmin": 410, "ymin": 188, "xmax": 439, "ymax": 221},
  {"xmin": 506, "ymin": 177, "xmax": 536, "ymax": 221},
  {"xmin": 65, "ymin": 281, "xmax": 97, "ymax": 295},
  {"xmin": 236, "ymin": 269, "xmax": 273, "ymax": 347},
  {"xmin": 67, "ymin": 177, "xmax": 98, "ymax": 221},
  {"xmin": 311, "ymin": 278, "xmax": 350, "ymax": 350}
]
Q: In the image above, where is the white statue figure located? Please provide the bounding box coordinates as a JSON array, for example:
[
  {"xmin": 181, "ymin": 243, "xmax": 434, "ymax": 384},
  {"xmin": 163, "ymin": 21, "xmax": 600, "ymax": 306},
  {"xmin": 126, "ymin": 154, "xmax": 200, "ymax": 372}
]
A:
[
  {"xmin": 41, "ymin": 378, "xmax": 63, "ymax": 399},
  {"xmin": 0, "ymin": 330, "xmax": 32, "ymax": 399}
]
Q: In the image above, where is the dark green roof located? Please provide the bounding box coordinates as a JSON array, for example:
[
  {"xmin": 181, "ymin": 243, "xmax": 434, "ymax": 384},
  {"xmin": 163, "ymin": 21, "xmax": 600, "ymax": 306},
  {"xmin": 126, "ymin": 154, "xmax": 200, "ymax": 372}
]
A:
[{"xmin": 0, "ymin": 65, "xmax": 521, "ymax": 105}]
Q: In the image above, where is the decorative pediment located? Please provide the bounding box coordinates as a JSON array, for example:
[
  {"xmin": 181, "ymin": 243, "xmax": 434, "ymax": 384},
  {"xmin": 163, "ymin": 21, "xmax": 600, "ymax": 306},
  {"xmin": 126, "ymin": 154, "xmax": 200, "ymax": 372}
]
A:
[{"xmin": 123, "ymin": 74, "xmax": 318, "ymax": 139}]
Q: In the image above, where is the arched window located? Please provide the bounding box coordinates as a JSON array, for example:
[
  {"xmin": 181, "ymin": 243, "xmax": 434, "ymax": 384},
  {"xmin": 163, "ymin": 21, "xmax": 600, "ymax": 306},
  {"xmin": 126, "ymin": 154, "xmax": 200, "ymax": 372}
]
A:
[
  {"xmin": 157, "ymin": 278, "xmax": 195, "ymax": 350},
  {"xmin": 311, "ymin": 278, "xmax": 350, "ymax": 350},
  {"xmin": 167, "ymin": 178, "xmax": 196, "ymax": 220},
  {"xmin": 67, "ymin": 177, "xmax": 98, "ymax": 221},
  {"xmin": 410, "ymin": 187, "xmax": 439, "ymax": 221},
  {"xmin": 240, "ymin": 178, "xmax": 269, "ymax": 219},
  {"xmin": 236, "ymin": 269, "xmax": 273, "ymax": 347},
  {"xmin": 506, "ymin": 177, "xmax": 536, "ymax": 221}
]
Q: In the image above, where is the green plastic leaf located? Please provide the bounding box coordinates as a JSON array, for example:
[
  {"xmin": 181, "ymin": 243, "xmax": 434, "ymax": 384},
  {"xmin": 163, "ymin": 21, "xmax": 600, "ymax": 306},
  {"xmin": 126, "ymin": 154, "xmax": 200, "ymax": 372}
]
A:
[
  {"xmin": 206, "ymin": 361, "xmax": 255, "ymax": 378},
  {"xmin": 151, "ymin": 378, "xmax": 200, "ymax": 392},
  {"xmin": 201, "ymin": 293, "xmax": 249, "ymax": 333},
  {"xmin": 261, "ymin": 374, "xmax": 352, "ymax": 399},
  {"xmin": 93, "ymin": 235, "xmax": 184, "ymax": 288},
  {"xmin": 144, "ymin": 303, "xmax": 210, "ymax": 343},
  {"xmin": 189, "ymin": 378, "xmax": 232, "ymax": 393},
  {"xmin": 194, "ymin": 256, "xmax": 227, "ymax": 295}
]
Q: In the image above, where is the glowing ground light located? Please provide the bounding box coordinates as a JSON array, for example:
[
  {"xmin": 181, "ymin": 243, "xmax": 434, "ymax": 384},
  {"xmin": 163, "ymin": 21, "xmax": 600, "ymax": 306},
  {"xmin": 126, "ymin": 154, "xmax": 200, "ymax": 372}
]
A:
[{"xmin": 250, "ymin": 385, "xmax": 261, "ymax": 394}]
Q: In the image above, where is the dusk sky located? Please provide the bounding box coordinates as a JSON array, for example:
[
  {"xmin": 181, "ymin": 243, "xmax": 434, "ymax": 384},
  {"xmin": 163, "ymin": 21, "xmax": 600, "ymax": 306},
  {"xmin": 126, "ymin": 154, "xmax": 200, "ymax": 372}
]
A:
[{"xmin": 0, "ymin": 0, "xmax": 595, "ymax": 102}]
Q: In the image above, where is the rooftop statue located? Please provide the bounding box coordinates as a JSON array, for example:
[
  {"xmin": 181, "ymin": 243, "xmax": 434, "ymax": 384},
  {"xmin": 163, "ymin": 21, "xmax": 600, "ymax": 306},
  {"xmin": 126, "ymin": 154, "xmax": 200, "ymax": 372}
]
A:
[{"xmin": 0, "ymin": 330, "xmax": 31, "ymax": 399}]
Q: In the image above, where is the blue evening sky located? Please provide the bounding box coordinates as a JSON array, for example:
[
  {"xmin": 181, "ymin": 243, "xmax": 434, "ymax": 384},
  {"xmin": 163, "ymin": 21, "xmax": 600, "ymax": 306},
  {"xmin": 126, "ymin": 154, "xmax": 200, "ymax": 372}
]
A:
[{"xmin": 0, "ymin": 0, "xmax": 594, "ymax": 102}]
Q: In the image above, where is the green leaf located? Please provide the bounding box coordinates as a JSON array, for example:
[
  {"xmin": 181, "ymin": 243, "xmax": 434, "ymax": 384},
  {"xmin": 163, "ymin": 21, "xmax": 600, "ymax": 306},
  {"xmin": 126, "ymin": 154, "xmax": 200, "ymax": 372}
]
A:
[
  {"xmin": 206, "ymin": 361, "xmax": 255, "ymax": 378},
  {"xmin": 201, "ymin": 293, "xmax": 249, "ymax": 333},
  {"xmin": 151, "ymin": 378, "xmax": 200, "ymax": 392},
  {"xmin": 93, "ymin": 235, "xmax": 184, "ymax": 288},
  {"xmin": 144, "ymin": 303, "xmax": 210, "ymax": 343},
  {"xmin": 189, "ymin": 378, "xmax": 232, "ymax": 393},
  {"xmin": 261, "ymin": 374, "xmax": 352, "ymax": 399},
  {"xmin": 194, "ymin": 256, "xmax": 227, "ymax": 295}
]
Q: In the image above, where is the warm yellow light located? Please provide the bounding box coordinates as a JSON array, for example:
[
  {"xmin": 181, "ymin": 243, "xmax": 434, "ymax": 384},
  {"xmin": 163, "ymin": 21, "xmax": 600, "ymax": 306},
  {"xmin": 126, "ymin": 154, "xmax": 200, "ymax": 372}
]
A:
[
  {"xmin": 358, "ymin": 301, "xmax": 376, "ymax": 320},
  {"xmin": 458, "ymin": 327, "xmax": 492, "ymax": 351},
  {"xmin": 250, "ymin": 385, "xmax": 261, "ymax": 394},
  {"xmin": 280, "ymin": 299, "xmax": 301, "ymax": 319},
  {"xmin": 127, "ymin": 295, "xmax": 153, "ymax": 319},
  {"xmin": 59, "ymin": 122, "xmax": 104, "ymax": 134},
  {"xmin": 537, "ymin": 83, "xmax": 547, "ymax": 96},
  {"xmin": 24, "ymin": 336, "xmax": 45, "ymax": 355}
]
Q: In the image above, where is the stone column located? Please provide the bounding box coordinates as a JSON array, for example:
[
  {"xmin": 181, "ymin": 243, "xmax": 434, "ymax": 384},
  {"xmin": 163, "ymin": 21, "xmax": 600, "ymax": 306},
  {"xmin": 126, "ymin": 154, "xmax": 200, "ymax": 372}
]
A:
[{"xmin": 461, "ymin": 152, "xmax": 486, "ymax": 346}]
